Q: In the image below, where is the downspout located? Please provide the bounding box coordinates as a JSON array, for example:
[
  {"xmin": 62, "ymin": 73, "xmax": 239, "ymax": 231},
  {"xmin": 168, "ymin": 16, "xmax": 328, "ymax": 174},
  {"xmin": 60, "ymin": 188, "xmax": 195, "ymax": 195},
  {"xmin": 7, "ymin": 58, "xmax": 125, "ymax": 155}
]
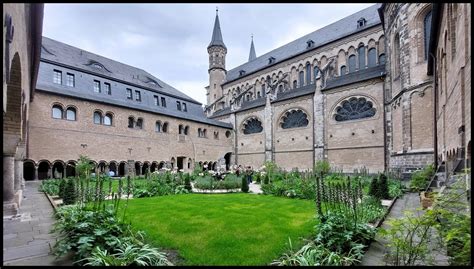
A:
[{"xmin": 430, "ymin": 52, "xmax": 438, "ymax": 169}]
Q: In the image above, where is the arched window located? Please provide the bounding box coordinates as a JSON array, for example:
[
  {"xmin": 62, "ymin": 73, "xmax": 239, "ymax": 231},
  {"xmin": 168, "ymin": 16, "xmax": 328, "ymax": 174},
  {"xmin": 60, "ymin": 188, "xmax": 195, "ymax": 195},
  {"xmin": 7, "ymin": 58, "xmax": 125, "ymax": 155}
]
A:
[
  {"xmin": 66, "ymin": 107, "xmax": 76, "ymax": 121},
  {"xmin": 93, "ymin": 111, "xmax": 102, "ymax": 124},
  {"xmin": 305, "ymin": 63, "xmax": 311, "ymax": 85},
  {"xmin": 155, "ymin": 121, "xmax": 162, "ymax": 132},
  {"xmin": 103, "ymin": 113, "xmax": 112, "ymax": 126},
  {"xmin": 298, "ymin": 71, "xmax": 304, "ymax": 87},
  {"xmin": 162, "ymin": 122, "xmax": 168, "ymax": 133},
  {"xmin": 394, "ymin": 34, "xmax": 400, "ymax": 77},
  {"xmin": 358, "ymin": 46, "xmax": 366, "ymax": 69},
  {"xmin": 179, "ymin": 124, "xmax": 184, "ymax": 134},
  {"xmin": 340, "ymin": 66, "xmax": 347, "ymax": 76},
  {"xmin": 52, "ymin": 105, "xmax": 63, "ymax": 119},
  {"xmin": 313, "ymin": 66, "xmax": 319, "ymax": 80},
  {"xmin": 368, "ymin": 48, "xmax": 376, "ymax": 67},
  {"xmin": 225, "ymin": 130, "xmax": 231, "ymax": 138},
  {"xmin": 203, "ymin": 129, "xmax": 207, "ymax": 137},
  {"xmin": 293, "ymin": 80, "xmax": 297, "ymax": 89},
  {"xmin": 184, "ymin": 126, "xmax": 189, "ymax": 135},
  {"xmin": 128, "ymin": 117, "xmax": 134, "ymax": 128},
  {"xmin": 379, "ymin": 54, "xmax": 386, "ymax": 65},
  {"xmin": 278, "ymin": 84, "xmax": 284, "ymax": 93},
  {"xmin": 261, "ymin": 84, "xmax": 265, "ymax": 96},
  {"xmin": 136, "ymin": 118, "xmax": 143, "ymax": 129},
  {"xmin": 348, "ymin": 55, "xmax": 356, "ymax": 72},
  {"xmin": 281, "ymin": 109, "xmax": 309, "ymax": 129},
  {"xmin": 424, "ymin": 10, "xmax": 432, "ymax": 60},
  {"xmin": 243, "ymin": 117, "xmax": 263, "ymax": 134},
  {"xmin": 334, "ymin": 97, "xmax": 376, "ymax": 122}
]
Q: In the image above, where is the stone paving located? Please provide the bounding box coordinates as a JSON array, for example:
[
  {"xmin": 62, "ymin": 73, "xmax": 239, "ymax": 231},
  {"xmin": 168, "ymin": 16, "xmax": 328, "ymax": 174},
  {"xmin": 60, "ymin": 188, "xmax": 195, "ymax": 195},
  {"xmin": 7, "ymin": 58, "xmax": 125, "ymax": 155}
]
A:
[
  {"xmin": 360, "ymin": 192, "xmax": 449, "ymax": 266},
  {"xmin": 3, "ymin": 181, "xmax": 71, "ymax": 266}
]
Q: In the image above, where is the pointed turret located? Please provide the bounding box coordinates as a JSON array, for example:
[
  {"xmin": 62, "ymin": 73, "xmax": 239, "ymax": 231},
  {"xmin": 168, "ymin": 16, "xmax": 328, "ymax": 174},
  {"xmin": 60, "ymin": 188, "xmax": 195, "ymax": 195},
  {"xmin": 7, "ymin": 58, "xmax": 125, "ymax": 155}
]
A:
[
  {"xmin": 208, "ymin": 8, "xmax": 226, "ymax": 49},
  {"xmin": 248, "ymin": 35, "xmax": 256, "ymax": 62}
]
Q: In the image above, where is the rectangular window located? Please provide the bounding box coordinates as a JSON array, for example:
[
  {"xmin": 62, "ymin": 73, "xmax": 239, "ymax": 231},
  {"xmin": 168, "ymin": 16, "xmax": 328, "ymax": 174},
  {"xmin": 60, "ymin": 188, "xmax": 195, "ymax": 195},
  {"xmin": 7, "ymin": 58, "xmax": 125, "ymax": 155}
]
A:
[
  {"xmin": 177, "ymin": 101, "xmax": 181, "ymax": 111},
  {"xmin": 126, "ymin": 88, "xmax": 132, "ymax": 99},
  {"xmin": 154, "ymin": 95, "xmax": 159, "ymax": 106},
  {"xmin": 93, "ymin": 80, "xmax": 101, "ymax": 93},
  {"xmin": 53, "ymin": 70, "xmax": 62, "ymax": 84},
  {"xmin": 182, "ymin": 103, "xmax": 187, "ymax": 112},
  {"xmin": 66, "ymin": 73, "xmax": 74, "ymax": 87},
  {"xmin": 135, "ymin": 90, "xmax": 141, "ymax": 101},
  {"xmin": 161, "ymin": 97, "xmax": 166, "ymax": 107},
  {"xmin": 104, "ymin": 82, "xmax": 111, "ymax": 95}
]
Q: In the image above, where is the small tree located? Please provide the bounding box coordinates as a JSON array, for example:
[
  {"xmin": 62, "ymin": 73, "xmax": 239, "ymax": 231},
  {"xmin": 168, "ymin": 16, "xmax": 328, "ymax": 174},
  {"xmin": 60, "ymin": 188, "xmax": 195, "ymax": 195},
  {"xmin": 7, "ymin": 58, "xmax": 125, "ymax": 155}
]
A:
[
  {"xmin": 378, "ymin": 173, "xmax": 390, "ymax": 199},
  {"xmin": 314, "ymin": 160, "xmax": 331, "ymax": 177},
  {"xmin": 184, "ymin": 174, "xmax": 192, "ymax": 192},
  {"xmin": 63, "ymin": 179, "xmax": 77, "ymax": 205},
  {"xmin": 241, "ymin": 176, "xmax": 249, "ymax": 193},
  {"xmin": 58, "ymin": 178, "xmax": 67, "ymax": 199},
  {"xmin": 368, "ymin": 176, "xmax": 379, "ymax": 198}
]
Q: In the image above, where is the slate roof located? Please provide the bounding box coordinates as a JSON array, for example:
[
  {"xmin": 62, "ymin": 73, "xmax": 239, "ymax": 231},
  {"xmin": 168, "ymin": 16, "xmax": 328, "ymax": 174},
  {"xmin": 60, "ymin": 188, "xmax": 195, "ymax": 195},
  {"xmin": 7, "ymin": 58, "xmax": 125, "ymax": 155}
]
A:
[
  {"xmin": 38, "ymin": 37, "xmax": 232, "ymax": 129},
  {"xmin": 208, "ymin": 12, "xmax": 226, "ymax": 49},
  {"xmin": 225, "ymin": 4, "xmax": 382, "ymax": 84},
  {"xmin": 40, "ymin": 36, "xmax": 199, "ymax": 104},
  {"xmin": 323, "ymin": 64, "xmax": 385, "ymax": 91}
]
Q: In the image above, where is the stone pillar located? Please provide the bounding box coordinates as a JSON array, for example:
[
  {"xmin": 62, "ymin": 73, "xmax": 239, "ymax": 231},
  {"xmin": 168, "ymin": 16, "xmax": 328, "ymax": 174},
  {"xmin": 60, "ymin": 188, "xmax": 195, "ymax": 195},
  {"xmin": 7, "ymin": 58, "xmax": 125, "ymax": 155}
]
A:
[
  {"xmin": 47, "ymin": 166, "xmax": 52, "ymax": 179},
  {"xmin": 264, "ymin": 94, "xmax": 273, "ymax": 162},
  {"xmin": 105, "ymin": 165, "xmax": 110, "ymax": 175},
  {"xmin": 14, "ymin": 159, "xmax": 23, "ymax": 190},
  {"xmin": 62, "ymin": 163, "xmax": 66, "ymax": 178},
  {"xmin": 3, "ymin": 156, "xmax": 15, "ymax": 202},
  {"xmin": 34, "ymin": 165, "xmax": 39, "ymax": 180},
  {"xmin": 313, "ymin": 83, "xmax": 325, "ymax": 164},
  {"xmin": 127, "ymin": 160, "xmax": 135, "ymax": 177}
]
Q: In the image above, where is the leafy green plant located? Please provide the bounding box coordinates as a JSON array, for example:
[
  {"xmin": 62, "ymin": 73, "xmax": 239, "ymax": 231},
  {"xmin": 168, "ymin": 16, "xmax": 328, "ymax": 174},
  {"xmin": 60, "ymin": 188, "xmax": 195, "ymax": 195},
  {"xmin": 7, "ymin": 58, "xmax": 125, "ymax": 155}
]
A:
[
  {"xmin": 368, "ymin": 176, "xmax": 379, "ymax": 198},
  {"xmin": 241, "ymin": 176, "xmax": 249, "ymax": 193},
  {"xmin": 378, "ymin": 173, "xmax": 390, "ymax": 199},
  {"xmin": 58, "ymin": 178, "xmax": 67, "ymax": 199},
  {"xmin": 314, "ymin": 160, "xmax": 331, "ymax": 177},
  {"xmin": 63, "ymin": 178, "xmax": 77, "ymax": 205},
  {"xmin": 409, "ymin": 164, "xmax": 435, "ymax": 192},
  {"xmin": 39, "ymin": 179, "xmax": 62, "ymax": 196}
]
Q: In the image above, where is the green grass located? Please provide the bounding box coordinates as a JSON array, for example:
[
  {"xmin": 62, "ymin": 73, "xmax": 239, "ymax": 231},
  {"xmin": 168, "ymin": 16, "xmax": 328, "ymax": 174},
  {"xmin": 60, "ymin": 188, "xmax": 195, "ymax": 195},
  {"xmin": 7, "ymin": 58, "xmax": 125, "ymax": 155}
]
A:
[{"xmin": 123, "ymin": 193, "xmax": 317, "ymax": 265}]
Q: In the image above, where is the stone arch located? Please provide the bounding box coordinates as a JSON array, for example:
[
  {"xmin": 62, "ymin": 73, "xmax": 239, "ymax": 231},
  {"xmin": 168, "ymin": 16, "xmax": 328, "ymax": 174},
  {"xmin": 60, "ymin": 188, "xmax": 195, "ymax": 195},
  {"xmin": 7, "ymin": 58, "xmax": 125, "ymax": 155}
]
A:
[
  {"xmin": 203, "ymin": 161, "xmax": 209, "ymax": 171},
  {"xmin": 278, "ymin": 108, "xmax": 310, "ymax": 129},
  {"xmin": 414, "ymin": 4, "xmax": 433, "ymax": 62},
  {"xmin": 23, "ymin": 160, "xmax": 36, "ymax": 181},
  {"xmin": 38, "ymin": 160, "xmax": 51, "ymax": 180},
  {"xmin": 4, "ymin": 53, "xmax": 23, "ymax": 155},
  {"xmin": 241, "ymin": 116, "xmax": 263, "ymax": 134},
  {"xmin": 98, "ymin": 160, "xmax": 108, "ymax": 174},
  {"xmin": 118, "ymin": 161, "xmax": 127, "ymax": 177},
  {"xmin": 142, "ymin": 161, "xmax": 150, "ymax": 175},
  {"xmin": 409, "ymin": 86, "xmax": 433, "ymax": 149},
  {"xmin": 331, "ymin": 95, "xmax": 379, "ymax": 122},
  {"xmin": 368, "ymin": 38, "xmax": 376, "ymax": 49},
  {"xmin": 150, "ymin": 161, "xmax": 158, "ymax": 172},
  {"xmin": 66, "ymin": 160, "xmax": 76, "ymax": 177},
  {"xmin": 337, "ymin": 49, "xmax": 347, "ymax": 68},
  {"xmin": 52, "ymin": 160, "xmax": 65, "ymax": 179},
  {"xmin": 135, "ymin": 161, "xmax": 142, "ymax": 176},
  {"xmin": 158, "ymin": 161, "xmax": 166, "ymax": 170},
  {"xmin": 89, "ymin": 160, "xmax": 98, "ymax": 174},
  {"xmin": 108, "ymin": 161, "xmax": 117, "ymax": 177}
]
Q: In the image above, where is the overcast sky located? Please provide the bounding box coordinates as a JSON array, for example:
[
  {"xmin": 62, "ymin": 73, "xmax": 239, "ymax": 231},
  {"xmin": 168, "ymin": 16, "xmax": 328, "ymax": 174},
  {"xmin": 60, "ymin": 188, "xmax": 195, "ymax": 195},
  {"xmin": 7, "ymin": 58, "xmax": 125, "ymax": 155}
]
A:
[{"xmin": 43, "ymin": 3, "xmax": 374, "ymax": 105}]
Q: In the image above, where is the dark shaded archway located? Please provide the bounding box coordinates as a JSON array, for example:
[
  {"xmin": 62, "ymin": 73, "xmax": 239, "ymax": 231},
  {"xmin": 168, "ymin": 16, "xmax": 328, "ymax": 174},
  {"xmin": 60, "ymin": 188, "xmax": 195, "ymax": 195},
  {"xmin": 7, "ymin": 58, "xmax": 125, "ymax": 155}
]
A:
[
  {"xmin": 224, "ymin": 152, "xmax": 232, "ymax": 170},
  {"xmin": 23, "ymin": 161, "xmax": 35, "ymax": 181},
  {"xmin": 177, "ymin": 157, "xmax": 185, "ymax": 171},
  {"xmin": 38, "ymin": 161, "xmax": 50, "ymax": 180},
  {"xmin": 66, "ymin": 161, "xmax": 76, "ymax": 177},
  {"xmin": 158, "ymin": 161, "xmax": 166, "ymax": 170},
  {"xmin": 109, "ymin": 161, "xmax": 117, "ymax": 177},
  {"xmin": 150, "ymin": 162, "xmax": 157, "ymax": 172},
  {"xmin": 98, "ymin": 161, "xmax": 107, "ymax": 174},
  {"xmin": 118, "ymin": 162, "xmax": 126, "ymax": 177},
  {"xmin": 52, "ymin": 161, "xmax": 65, "ymax": 179},
  {"xmin": 135, "ymin": 162, "xmax": 142, "ymax": 176},
  {"xmin": 142, "ymin": 162, "xmax": 149, "ymax": 175}
]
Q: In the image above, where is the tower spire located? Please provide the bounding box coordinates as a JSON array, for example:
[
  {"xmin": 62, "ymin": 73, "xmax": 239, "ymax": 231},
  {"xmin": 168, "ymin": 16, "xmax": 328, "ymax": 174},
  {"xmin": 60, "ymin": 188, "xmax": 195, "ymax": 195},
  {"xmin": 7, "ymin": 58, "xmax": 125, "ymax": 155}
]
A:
[
  {"xmin": 248, "ymin": 34, "xmax": 256, "ymax": 62},
  {"xmin": 208, "ymin": 7, "xmax": 226, "ymax": 49}
]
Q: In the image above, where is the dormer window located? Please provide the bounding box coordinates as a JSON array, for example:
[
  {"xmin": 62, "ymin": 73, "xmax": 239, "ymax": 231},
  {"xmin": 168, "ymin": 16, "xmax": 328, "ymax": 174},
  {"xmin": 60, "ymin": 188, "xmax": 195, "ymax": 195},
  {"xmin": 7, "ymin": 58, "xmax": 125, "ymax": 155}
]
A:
[
  {"xmin": 92, "ymin": 63, "xmax": 103, "ymax": 70},
  {"xmin": 148, "ymin": 81, "xmax": 157, "ymax": 86},
  {"xmin": 268, "ymin": 57, "xmax": 276, "ymax": 65},
  {"xmin": 357, "ymin": 17, "xmax": 366, "ymax": 28},
  {"xmin": 306, "ymin": 39, "xmax": 315, "ymax": 48},
  {"xmin": 239, "ymin": 70, "xmax": 246, "ymax": 77}
]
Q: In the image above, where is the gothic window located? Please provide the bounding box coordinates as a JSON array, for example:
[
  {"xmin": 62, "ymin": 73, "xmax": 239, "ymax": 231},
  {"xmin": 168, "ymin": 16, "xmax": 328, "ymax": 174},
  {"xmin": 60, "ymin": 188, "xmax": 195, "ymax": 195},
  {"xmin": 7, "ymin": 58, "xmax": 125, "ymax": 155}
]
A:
[
  {"xmin": 161, "ymin": 97, "xmax": 166, "ymax": 107},
  {"xmin": 278, "ymin": 84, "xmax": 284, "ymax": 93},
  {"xmin": 305, "ymin": 63, "xmax": 311, "ymax": 85},
  {"xmin": 358, "ymin": 46, "xmax": 366, "ymax": 69},
  {"xmin": 104, "ymin": 113, "xmax": 112, "ymax": 126},
  {"xmin": 340, "ymin": 65, "xmax": 347, "ymax": 76},
  {"xmin": 424, "ymin": 10, "xmax": 432, "ymax": 60},
  {"xmin": 243, "ymin": 117, "xmax": 263, "ymax": 134},
  {"xmin": 368, "ymin": 48, "xmax": 376, "ymax": 67},
  {"xmin": 66, "ymin": 107, "xmax": 76, "ymax": 121},
  {"xmin": 52, "ymin": 105, "xmax": 63, "ymax": 119},
  {"xmin": 184, "ymin": 126, "xmax": 189, "ymax": 135},
  {"xmin": 179, "ymin": 124, "xmax": 184, "ymax": 134},
  {"xmin": 394, "ymin": 34, "xmax": 400, "ymax": 77},
  {"xmin": 225, "ymin": 130, "xmax": 231, "ymax": 138},
  {"xmin": 348, "ymin": 55, "xmax": 356, "ymax": 72},
  {"xmin": 162, "ymin": 122, "xmax": 168, "ymax": 133},
  {"xmin": 334, "ymin": 97, "xmax": 376, "ymax": 122},
  {"xmin": 314, "ymin": 66, "xmax": 319, "ymax": 80},
  {"xmin": 94, "ymin": 111, "xmax": 102, "ymax": 124},
  {"xmin": 128, "ymin": 117, "xmax": 134, "ymax": 128},
  {"xmin": 298, "ymin": 71, "xmax": 304, "ymax": 87},
  {"xmin": 293, "ymin": 80, "xmax": 297, "ymax": 89},
  {"xmin": 281, "ymin": 109, "xmax": 309, "ymax": 129},
  {"xmin": 379, "ymin": 54, "xmax": 386, "ymax": 65}
]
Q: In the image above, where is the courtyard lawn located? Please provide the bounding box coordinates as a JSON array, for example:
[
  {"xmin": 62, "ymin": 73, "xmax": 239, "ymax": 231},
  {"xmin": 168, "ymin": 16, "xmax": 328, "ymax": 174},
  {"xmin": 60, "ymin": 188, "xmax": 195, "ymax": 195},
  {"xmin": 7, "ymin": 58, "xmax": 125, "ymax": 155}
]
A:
[{"xmin": 122, "ymin": 193, "xmax": 317, "ymax": 265}]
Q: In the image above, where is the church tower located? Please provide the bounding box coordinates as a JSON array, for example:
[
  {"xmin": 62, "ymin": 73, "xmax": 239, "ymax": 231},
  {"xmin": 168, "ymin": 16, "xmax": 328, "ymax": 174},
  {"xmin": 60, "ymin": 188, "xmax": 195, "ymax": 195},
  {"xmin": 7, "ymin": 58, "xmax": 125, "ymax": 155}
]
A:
[
  {"xmin": 207, "ymin": 8, "xmax": 227, "ymax": 108},
  {"xmin": 248, "ymin": 35, "xmax": 256, "ymax": 62}
]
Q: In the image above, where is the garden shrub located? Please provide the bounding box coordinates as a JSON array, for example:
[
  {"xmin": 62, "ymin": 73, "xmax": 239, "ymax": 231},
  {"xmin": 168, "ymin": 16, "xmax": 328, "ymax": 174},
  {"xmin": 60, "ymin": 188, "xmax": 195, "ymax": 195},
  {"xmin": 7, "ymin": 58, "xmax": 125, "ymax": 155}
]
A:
[
  {"xmin": 59, "ymin": 178, "xmax": 67, "ymax": 199},
  {"xmin": 314, "ymin": 160, "xmax": 331, "ymax": 176},
  {"xmin": 39, "ymin": 179, "xmax": 61, "ymax": 196},
  {"xmin": 378, "ymin": 173, "xmax": 390, "ymax": 199},
  {"xmin": 241, "ymin": 177, "xmax": 249, "ymax": 193},
  {"xmin": 184, "ymin": 174, "xmax": 192, "ymax": 192},
  {"xmin": 409, "ymin": 164, "xmax": 435, "ymax": 192},
  {"xmin": 63, "ymin": 178, "xmax": 77, "ymax": 205},
  {"xmin": 368, "ymin": 176, "xmax": 379, "ymax": 198}
]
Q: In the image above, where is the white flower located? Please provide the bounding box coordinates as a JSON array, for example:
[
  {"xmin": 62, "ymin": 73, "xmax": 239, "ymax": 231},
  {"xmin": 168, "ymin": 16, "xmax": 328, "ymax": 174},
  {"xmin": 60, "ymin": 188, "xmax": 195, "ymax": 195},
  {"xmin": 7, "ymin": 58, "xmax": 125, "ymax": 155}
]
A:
[
  {"xmin": 203, "ymin": 164, "xmax": 208, "ymax": 168},
  {"xmin": 229, "ymin": 170, "xmax": 234, "ymax": 174},
  {"xmin": 198, "ymin": 173, "xmax": 204, "ymax": 177},
  {"xmin": 179, "ymin": 169, "xmax": 184, "ymax": 172}
]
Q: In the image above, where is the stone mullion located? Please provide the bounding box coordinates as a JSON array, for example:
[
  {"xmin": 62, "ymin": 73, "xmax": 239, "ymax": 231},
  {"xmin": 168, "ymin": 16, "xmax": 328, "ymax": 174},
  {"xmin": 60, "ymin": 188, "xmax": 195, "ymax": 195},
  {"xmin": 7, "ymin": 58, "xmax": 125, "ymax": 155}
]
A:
[{"xmin": 402, "ymin": 92, "xmax": 411, "ymax": 152}]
